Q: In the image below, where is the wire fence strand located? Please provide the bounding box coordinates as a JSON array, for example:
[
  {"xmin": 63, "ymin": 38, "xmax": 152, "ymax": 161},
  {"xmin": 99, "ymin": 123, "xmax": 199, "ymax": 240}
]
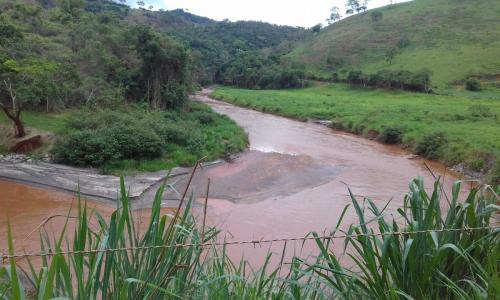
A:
[{"xmin": 2, "ymin": 226, "xmax": 498, "ymax": 261}]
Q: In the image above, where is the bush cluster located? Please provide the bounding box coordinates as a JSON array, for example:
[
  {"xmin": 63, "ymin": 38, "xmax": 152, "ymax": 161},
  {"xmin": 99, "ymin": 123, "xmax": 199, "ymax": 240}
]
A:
[
  {"xmin": 415, "ymin": 132, "xmax": 448, "ymax": 159},
  {"xmin": 346, "ymin": 69, "xmax": 432, "ymax": 92},
  {"xmin": 465, "ymin": 78, "xmax": 481, "ymax": 91},
  {"xmin": 257, "ymin": 68, "xmax": 307, "ymax": 89},
  {"xmin": 378, "ymin": 126, "xmax": 404, "ymax": 144},
  {"xmin": 52, "ymin": 111, "xmax": 165, "ymax": 166},
  {"xmin": 52, "ymin": 104, "xmax": 247, "ymax": 168}
]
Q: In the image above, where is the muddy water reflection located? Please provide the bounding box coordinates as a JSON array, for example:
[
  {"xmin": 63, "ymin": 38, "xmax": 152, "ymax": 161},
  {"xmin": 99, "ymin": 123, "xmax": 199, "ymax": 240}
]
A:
[
  {"xmin": 0, "ymin": 180, "xmax": 115, "ymax": 255},
  {"xmin": 195, "ymin": 91, "xmax": 466, "ymax": 265},
  {"xmin": 1, "ymin": 90, "xmax": 466, "ymax": 268}
]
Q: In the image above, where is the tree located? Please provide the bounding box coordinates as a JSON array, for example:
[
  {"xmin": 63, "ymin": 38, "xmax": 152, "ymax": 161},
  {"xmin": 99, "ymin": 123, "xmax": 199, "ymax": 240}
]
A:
[
  {"xmin": 311, "ymin": 23, "xmax": 322, "ymax": 33},
  {"xmin": 137, "ymin": 1, "xmax": 145, "ymax": 7},
  {"xmin": 385, "ymin": 48, "xmax": 398, "ymax": 64},
  {"xmin": 360, "ymin": 0, "xmax": 369, "ymax": 12},
  {"xmin": 346, "ymin": 0, "xmax": 360, "ymax": 14},
  {"xmin": 371, "ymin": 10, "xmax": 383, "ymax": 22},
  {"xmin": 148, "ymin": 5, "xmax": 154, "ymax": 10},
  {"xmin": 1, "ymin": 58, "xmax": 72, "ymax": 137},
  {"xmin": 132, "ymin": 26, "xmax": 188, "ymax": 109},
  {"xmin": 327, "ymin": 6, "xmax": 341, "ymax": 24},
  {"xmin": 59, "ymin": 0, "xmax": 85, "ymax": 19},
  {"xmin": 465, "ymin": 78, "xmax": 481, "ymax": 91},
  {"xmin": 1, "ymin": 78, "xmax": 25, "ymax": 137}
]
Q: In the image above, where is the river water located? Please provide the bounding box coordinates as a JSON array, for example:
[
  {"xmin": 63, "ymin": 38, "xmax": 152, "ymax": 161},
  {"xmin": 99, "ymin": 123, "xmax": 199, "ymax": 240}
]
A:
[{"xmin": 1, "ymin": 90, "xmax": 466, "ymax": 266}]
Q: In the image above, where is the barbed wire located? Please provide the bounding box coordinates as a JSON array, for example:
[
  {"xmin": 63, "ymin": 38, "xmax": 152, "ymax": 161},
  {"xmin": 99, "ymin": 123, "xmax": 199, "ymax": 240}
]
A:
[{"xmin": 2, "ymin": 226, "xmax": 498, "ymax": 261}]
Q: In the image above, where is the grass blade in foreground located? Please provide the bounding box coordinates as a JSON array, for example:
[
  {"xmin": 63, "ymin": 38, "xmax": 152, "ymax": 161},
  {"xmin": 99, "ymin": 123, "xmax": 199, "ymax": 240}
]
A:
[{"xmin": 1, "ymin": 177, "xmax": 498, "ymax": 299}]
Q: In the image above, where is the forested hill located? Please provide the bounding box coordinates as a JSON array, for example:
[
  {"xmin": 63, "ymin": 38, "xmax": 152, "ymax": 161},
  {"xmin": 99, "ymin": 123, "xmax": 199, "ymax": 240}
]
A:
[
  {"xmin": 0, "ymin": 0, "xmax": 192, "ymax": 111},
  {"xmin": 124, "ymin": 5, "xmax": 311, "ymax": 85},
  {"xmin": 287, "ymin": 0, "xmax": 500, "ymax": 88},
  {"xmin": 0, "ymin": 0, "xmax": 310, "ymax": 114}
]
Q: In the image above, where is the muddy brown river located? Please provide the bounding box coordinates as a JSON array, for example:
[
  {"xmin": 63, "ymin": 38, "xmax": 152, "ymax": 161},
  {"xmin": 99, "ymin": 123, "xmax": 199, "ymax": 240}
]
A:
[{"xmin": 1, "ymin": 90, "xmax": 466, "ymax": 266}]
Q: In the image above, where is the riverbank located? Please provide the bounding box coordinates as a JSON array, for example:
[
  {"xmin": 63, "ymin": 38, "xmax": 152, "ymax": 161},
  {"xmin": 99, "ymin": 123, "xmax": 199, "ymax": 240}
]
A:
[
  {"xmin": 0, "ymin": 102, "xmax": 248, "ymax": 175},
  {"xmin": 2, "ymin": 89, "xmax": 473, "ymax": 272},
  {"xmin": 212, "ymin": 84, "xmax": 500, "ymax": 184},
  {"xmin": 0, "ymin": 158, "xmax": 189, "ymax": 204}
]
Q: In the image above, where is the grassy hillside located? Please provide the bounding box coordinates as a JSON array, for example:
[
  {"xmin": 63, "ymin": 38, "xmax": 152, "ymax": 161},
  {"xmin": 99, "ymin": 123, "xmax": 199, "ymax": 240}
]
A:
[
  {"xmin": 213, "ymin": 84, "xmax": 500, "ymax": 183},
  {"xmin": 287, "ymin": 0, "xmax": 500, "ymax": 88}
]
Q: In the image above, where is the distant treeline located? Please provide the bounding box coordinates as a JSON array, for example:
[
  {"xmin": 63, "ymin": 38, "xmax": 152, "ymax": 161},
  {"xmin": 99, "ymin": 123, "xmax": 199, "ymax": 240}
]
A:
[
  {"xmin": 305, "ymin": 69, "xmax": 433, "ymax": 93},
  {"xmin": 344, "ymin": 69, "xmax": 433, "ymax": 92},
  {"xmin": 215, "ymin": 51, "xmax": 307, "ymax": 89}
]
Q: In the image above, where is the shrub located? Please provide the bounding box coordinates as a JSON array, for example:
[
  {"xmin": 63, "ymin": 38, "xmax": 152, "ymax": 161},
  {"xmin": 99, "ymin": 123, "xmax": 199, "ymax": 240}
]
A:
[
  {"xmin": 110, "ymin": 124, "xmax": 163, "ymax": 159},
  {"xmin": 469, "ymin": 104, "xmax": 494, "ymax": 118},
  {"xmin": 161, "ymin": 123, "xmax": 190, "ymax": 145},
  {"xmin": 52, "ymin": 130, "xmax": 121, "ymax": 166},
  {"xmin": 196, "ymin": 112, "xmax": 214, "ymax": 124},
  {"xmin": 371, "ymin": 10, "xmax": 383, "ymax": 22},
  {"xmin": 52, "ymin": 124, "xmax": 164, "ymax": 167},
  {"xmin": 161, "ymin": 81, "xmax": 188, "ymax": 109},
  {"xmin": 397, "ymin": 36, "xmax": 411, "ymax": 49},
  {"xmin": 52, "ymin": 104, "xmax": 247, "ymax": 170},
  {"xmin": 415, "ymin": 132, "xmax": 448, "ymax": 159},
  {"xmin": 378, "ymin": 126, "xmax": 403, "ymax": 144},
  {"xmin": 487, "ymin": 159, "xmax": 500, "ymax": 185},
  {"xmin": 367, "ymin": 69, "xmax": 431, "ymax": 92},
  {"xmin": 347, "ymin": 70, "xmax": 363, "ymax": 84},
  {"xmin": 465, "ymin": 78, "xmax": 481, "ymax": 91},
  {"xmin": 331, "ymin": 72, "xmax": 339, "ymax": 82},
  {"xmin": 52, "ymin": 111, "xmax": 167, "ymax": 166},
  {"xmin": 190, "ymin": 105, "xmax": 215, "ymax": 124}
]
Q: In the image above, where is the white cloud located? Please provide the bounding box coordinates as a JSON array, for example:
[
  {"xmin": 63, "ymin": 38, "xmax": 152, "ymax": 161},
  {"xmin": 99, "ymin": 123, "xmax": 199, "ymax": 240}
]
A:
[{"xmin": 130, "ymin": 0, "xmax": 411, "ymax": 27}]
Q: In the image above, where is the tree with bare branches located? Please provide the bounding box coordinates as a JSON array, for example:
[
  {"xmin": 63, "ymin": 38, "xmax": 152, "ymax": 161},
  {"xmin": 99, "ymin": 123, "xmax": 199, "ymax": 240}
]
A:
[{"xmin": 0, "ymin": 79, "xmax": 25, "ymax": 137}]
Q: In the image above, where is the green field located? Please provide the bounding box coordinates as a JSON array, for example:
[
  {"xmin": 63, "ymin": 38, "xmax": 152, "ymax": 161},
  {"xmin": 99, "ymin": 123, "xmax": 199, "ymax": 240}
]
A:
[
  {"xmin": 287, "ymin": 0, "xmax": 500, "ymax": 89},
  {"xmin": 213, "ymin": 84, "xmax": 500, "ymax": 182}
]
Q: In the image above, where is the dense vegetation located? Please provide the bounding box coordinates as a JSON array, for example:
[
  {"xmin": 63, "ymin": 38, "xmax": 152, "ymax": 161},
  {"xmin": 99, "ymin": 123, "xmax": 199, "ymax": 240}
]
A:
[
  {"xmin": 345, "ymin": 68, "xmax": 432, "ymax": 92},
  {"xmin": 126, "ymin": 6, "xmax": 311, "ymax": 88},
  {"xmin": 0, "ymin": 0, "xmax": 191, "ymax": 112},
  {"xmin": 1, "ymin": 177, "xmax": 498, "ymax": 298},
  {"xmin": 213, "ymin": 84, "xmax": 500, "ymax": 184},
  {"xmin": 287, "ymin": 0, "xmax": 500, "ymax": 89},
  {"xmin": 0, "ymin": 0, "xmax": 257, "ymax": 170},
  {"xmin": 51, "ymin": 103, "xmax": 247, "ymax": 173}
]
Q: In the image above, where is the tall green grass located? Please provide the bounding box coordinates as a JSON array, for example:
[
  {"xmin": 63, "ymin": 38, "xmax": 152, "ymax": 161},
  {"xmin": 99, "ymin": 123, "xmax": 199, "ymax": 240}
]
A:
[
  {"xmin": 1, "ymin": 177, "xmax": 498, "ymax": 299},
  {"xmin": 305, "ymin": 179, "xmax": 500, "ymax": 299},
  {"xmin": 213, "ymin": 85, "xmax": 500, "ymax": 183}
]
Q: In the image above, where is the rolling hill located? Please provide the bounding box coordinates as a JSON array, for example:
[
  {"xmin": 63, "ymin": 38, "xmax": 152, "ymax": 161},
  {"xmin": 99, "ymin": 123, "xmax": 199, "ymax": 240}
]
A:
[{"xmin": 286, "ymin": 0, "xmax": 500, "ymax": 89}]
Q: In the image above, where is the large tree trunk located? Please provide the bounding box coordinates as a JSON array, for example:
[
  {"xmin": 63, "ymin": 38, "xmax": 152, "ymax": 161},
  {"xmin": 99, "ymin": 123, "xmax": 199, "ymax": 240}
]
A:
[{"xmin": 0, "ymin": 104, "xmax": 26, "ymax": 138}]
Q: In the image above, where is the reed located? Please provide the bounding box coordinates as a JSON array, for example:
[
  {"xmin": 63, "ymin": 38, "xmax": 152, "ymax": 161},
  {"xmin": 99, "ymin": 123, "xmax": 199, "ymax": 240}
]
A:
[{"xmin": 1, "ymin": 177, "xmax": 498, "ymax": 299}]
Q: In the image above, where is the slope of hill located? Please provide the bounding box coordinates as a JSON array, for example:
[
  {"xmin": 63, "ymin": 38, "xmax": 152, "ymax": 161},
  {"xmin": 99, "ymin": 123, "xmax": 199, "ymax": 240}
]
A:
[
  {"xmin": 287, "ymin": 0, "xmax": 500, "ymax": 88},
  {"xmin": 125, "ymin": 7, "xmax": 311, "ymax": 84}
]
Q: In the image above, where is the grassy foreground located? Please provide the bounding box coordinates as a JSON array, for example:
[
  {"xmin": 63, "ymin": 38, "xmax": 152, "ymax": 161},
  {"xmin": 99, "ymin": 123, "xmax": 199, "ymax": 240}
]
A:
[
  {"xmin": 213, "ymin": 85, "xmax": 500, "ymax": 183},
  {"xmin": 1, "ymin": 175, "xmax": 499, "ymax": 299}
]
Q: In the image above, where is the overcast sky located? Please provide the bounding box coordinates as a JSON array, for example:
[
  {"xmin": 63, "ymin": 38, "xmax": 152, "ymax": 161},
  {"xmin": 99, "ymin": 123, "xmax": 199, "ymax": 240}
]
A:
[{"xmin": 131, "ymin": 0, "xmax": 412, "ymax": 27}]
